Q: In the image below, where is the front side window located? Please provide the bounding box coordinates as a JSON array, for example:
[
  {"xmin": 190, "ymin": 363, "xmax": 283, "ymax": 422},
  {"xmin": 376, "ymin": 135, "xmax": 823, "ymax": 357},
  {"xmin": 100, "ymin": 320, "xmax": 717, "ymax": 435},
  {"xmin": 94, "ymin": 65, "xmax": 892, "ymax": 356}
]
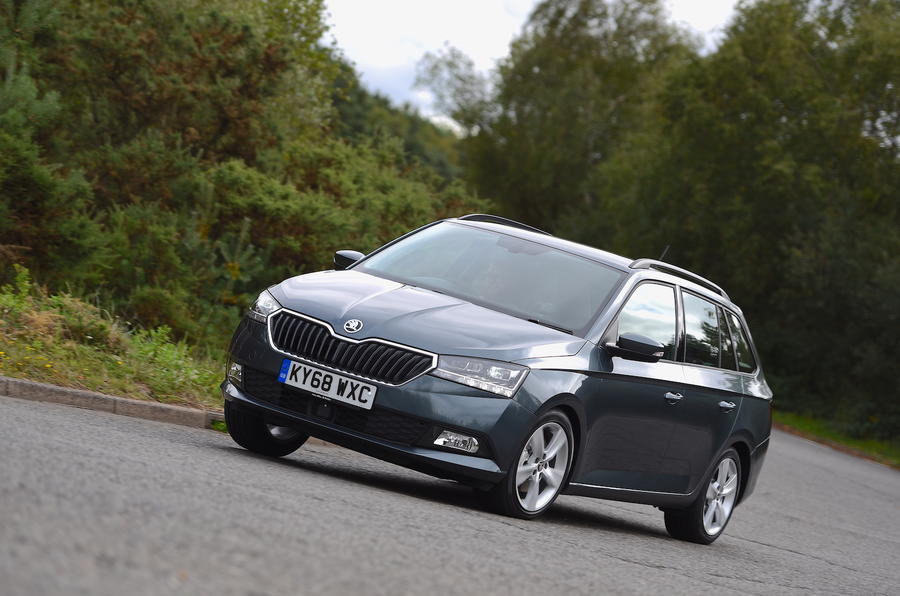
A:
[
  {"xmin": 616, "ymin": 283, "xmax": 677, "ymax": 360},
  {"xmin": 682, "ymin": 292, "xmax": 721, "ymax": 367},
  {"xmin": 356, "ymin": 222, "xmax": 624, "ymax": 337},
  {"xmin": 725, "ymin": 311, "xmax": 757, "ymax": 373}
]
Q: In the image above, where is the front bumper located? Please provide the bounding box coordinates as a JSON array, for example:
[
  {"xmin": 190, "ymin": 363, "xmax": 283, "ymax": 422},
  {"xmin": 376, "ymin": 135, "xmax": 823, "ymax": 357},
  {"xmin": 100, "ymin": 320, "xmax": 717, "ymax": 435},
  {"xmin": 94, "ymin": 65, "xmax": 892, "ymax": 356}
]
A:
[{"xmin": 224, "ymin": 318, "xmax": 536, "ymax": 487}]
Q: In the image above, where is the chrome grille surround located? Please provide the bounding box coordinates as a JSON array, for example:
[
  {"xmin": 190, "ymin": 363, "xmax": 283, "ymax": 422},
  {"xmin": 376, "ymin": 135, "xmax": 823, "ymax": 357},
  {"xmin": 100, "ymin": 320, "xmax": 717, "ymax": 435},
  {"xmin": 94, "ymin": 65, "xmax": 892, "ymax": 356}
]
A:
[{"xmin": 265, "ymin": 309, "xmax": 437, "ymax": 386}]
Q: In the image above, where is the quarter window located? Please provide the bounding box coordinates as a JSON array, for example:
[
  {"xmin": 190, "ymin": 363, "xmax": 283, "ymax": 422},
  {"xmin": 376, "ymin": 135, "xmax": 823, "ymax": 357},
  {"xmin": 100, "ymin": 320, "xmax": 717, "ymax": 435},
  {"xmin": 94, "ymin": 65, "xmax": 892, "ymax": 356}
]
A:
[
  {"xmin": 616, "ymin": 283, "xmax": 677, "ymax": 360},
  {"xmin": 682, "ymin": 292, "xmax": 720, "ymax": 367},
  {"xmin": 725, "ymin": 311, "xmax": 757, "ymax": 373},
  {"xmin": 718, "ymin": 307, "xmax": 738, "ymax": 371}
]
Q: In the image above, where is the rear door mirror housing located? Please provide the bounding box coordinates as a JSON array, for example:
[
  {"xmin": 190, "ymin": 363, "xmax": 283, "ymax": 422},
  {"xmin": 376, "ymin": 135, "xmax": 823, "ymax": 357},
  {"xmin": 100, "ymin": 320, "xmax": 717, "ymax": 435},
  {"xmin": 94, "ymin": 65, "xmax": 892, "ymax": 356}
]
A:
[
  {"xmin": 606, "ymin": 332, "xmax": 666, "ymax": 363},
  {"xmin": 334, "ymin": 250, "xmax": 365, "ymax": 271}
]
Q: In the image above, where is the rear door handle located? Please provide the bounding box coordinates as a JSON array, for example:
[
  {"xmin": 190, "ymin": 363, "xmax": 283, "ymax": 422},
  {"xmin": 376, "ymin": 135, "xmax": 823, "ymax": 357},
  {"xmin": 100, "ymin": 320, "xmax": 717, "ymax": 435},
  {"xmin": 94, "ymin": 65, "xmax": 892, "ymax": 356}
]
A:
[
  {"xmin": 664, "ymin": 392, "xmax": 683, "ymax": 405},
  {"xmin": 719, "ymin": 400, "xmax": 737, "ymax": 412}
]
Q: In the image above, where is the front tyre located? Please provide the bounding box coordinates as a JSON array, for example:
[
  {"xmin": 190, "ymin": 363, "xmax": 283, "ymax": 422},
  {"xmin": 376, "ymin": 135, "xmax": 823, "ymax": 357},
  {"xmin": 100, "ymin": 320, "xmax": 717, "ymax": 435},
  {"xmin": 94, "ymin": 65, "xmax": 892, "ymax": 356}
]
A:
[
  {"xmin": 483, "ymin": 410, "xmax": 574, "ymax": 519},
  {"xmin": 224, "ymin": 400, "xmax": 308, "ymax": 457},
  {"xmin": 664, "ymin": 447, "xmax": 741, "ymax": 544}
]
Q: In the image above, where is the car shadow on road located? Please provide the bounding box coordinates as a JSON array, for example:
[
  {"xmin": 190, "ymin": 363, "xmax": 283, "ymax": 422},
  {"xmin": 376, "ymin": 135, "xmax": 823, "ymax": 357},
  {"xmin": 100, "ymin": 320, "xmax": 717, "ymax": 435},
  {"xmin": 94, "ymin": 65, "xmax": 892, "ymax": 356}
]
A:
[
  {"xmin": 544, "ymin": 500, "xmax": 668, "ymax": 539},
  {"xmin": 221, "ymin": 445, "xmax": 668, "ymax": 540}
]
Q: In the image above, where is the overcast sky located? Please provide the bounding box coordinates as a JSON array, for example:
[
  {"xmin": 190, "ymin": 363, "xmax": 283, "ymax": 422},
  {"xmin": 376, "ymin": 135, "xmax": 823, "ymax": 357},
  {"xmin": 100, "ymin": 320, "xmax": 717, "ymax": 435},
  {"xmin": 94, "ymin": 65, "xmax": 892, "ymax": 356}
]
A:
[{"xmin": 325, "ymin": 1, "xmax": 739, "ymax": 118}]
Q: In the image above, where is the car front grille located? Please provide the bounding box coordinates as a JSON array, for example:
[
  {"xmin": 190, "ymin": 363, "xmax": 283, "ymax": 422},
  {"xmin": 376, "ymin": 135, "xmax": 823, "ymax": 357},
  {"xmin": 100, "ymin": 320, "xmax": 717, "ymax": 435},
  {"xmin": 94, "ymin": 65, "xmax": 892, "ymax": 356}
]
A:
[
  {"xmin": 268, "ymin": 311, "xmax": 434, "ymax": 385},
  {"xmin": 241, "ymin": 367, "xmax": 429, "ymax": 446}
]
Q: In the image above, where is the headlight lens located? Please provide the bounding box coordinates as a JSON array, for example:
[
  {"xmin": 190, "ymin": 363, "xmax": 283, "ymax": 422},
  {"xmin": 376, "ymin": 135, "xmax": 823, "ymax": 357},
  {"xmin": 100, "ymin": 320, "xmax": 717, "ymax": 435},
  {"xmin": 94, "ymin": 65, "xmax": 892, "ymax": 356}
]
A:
[
  {"xmin": 431, "ymin": 355, "xmax": 528, "ymax": 398},
  {"xmin": 248, "ymin": 289, "xmax": 281, "ymax": 322}
]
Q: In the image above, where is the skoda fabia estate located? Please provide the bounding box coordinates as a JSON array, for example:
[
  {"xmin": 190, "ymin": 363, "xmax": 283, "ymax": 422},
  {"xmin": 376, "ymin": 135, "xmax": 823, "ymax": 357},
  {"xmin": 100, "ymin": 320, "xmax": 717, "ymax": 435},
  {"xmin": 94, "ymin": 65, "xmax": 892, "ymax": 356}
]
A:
[{"xmin": 222, "ymin": 214, "xmax": 771, "ymax": 544}]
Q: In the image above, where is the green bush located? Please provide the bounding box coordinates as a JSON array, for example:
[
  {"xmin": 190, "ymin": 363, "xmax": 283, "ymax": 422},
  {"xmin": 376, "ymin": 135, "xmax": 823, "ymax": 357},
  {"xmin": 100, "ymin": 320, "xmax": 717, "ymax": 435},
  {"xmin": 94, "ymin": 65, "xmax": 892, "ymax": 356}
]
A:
[{"xmin": 0, "ymin": 264, "xmax": 220, "ymax": 409}]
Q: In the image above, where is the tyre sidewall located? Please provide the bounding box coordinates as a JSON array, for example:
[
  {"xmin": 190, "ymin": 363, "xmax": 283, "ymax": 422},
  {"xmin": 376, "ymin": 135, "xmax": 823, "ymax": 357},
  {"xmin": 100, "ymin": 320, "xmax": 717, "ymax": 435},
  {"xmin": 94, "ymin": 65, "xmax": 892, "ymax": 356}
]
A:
[{"xmin": 224, "ymin": 400, "xmax": 308, "ymax": 457}]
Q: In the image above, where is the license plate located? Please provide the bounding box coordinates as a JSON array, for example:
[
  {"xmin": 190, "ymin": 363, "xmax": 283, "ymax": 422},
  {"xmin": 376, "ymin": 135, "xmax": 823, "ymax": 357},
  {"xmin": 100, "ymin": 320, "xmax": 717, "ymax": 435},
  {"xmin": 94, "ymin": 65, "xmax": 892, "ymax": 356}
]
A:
[{"xmin": 277, "ymin": 359, "xmax": 376, "ymax": 410}]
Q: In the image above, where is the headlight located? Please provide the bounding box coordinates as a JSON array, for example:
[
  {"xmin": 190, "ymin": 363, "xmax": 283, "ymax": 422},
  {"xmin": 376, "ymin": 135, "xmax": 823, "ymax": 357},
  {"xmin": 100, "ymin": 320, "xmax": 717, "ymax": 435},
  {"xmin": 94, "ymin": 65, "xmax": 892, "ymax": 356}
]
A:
[
  {"xmin": 248, "ymin": 289, "xmax": 281, "ymax": 322},
  {"xmin": 431, "ymin": 355, "xmax": 528, "ymax": 398}
]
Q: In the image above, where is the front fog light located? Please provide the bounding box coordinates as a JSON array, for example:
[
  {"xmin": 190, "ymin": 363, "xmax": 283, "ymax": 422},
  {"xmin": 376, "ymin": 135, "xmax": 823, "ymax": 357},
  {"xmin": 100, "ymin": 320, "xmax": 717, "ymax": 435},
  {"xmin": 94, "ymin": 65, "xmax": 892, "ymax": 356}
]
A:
[
  {"xmin": 227, "ymin": 361, "xmax": 243, "ymax": 387},
  {"xmin": 434, "ymin": 430, "xmax": 479, "ymax": 453}
]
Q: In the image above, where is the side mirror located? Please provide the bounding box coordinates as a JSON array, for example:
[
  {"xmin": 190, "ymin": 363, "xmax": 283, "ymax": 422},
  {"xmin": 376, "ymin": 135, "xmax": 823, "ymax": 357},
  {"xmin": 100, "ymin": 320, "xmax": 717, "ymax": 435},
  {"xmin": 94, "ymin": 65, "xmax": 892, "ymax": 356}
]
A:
[
  {"xmin": 334, "ymin": 250, "xmax": 365, "ymax": 271},
  {"xmin": 605, "ymin": 333, "xmax": 665, "ymax": 363}
]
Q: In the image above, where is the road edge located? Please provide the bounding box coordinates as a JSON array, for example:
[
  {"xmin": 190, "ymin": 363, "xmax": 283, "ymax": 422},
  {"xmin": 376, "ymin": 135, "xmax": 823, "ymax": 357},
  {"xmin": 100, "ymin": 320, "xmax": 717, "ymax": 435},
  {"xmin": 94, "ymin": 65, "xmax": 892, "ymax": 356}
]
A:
[
  {"xmin": 772, "ymin": 421, "xmax": 898, "ymax": 470},
  {"xmin": 0, "ymin": 374, "xmax": 222, "ymax": 428},
  {"xmin": 0, "ymin": 375, "xmax": 333, "ymax": 446}
]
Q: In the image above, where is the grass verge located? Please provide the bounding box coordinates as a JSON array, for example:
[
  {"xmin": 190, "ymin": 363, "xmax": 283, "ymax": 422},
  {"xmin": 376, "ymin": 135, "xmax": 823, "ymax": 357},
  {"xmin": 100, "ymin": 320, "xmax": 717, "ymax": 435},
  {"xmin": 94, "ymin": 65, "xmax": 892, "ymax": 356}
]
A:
[
  {"xmin": 0, "ymin": 265, "xmax": 223, "ymax": 411},
  {"xmin": 774, "ymin": 410, "xmax": 900, "ymax": 470}
]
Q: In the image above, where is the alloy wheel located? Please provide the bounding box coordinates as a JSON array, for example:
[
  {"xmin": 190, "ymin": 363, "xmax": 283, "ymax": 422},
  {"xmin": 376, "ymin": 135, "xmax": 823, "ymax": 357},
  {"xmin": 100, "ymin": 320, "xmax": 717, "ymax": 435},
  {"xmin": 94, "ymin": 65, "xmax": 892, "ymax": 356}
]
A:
[
  {"xmin": 703, "ymin": 456, "xmax": 738, "ymax": 535},
  {"xmin": 515, "ymin": 421, "xmax": 569, "ymax": 512}
]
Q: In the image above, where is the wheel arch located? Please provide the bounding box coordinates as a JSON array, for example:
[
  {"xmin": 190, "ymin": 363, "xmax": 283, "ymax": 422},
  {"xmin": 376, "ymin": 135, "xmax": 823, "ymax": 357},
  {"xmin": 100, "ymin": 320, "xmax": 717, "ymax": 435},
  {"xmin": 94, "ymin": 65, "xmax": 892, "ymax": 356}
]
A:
[
  {"xmin": 729, "ymin": 439, "xmax": 752, "ymax": 505},
  {"xmin": 534, "ymin": 393, "xmax": 586, "ymax": 484}
]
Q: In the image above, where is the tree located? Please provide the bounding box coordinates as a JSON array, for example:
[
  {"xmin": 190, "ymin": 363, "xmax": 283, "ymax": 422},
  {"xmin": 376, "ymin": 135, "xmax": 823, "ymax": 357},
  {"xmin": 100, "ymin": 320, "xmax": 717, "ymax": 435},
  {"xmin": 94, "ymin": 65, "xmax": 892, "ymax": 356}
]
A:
[
  {"xmin": 332, "ymin": 58, "xmax": 462, "ymax": 181},
  {"xmin": 418, "ymin": 0, "xmax": 695, "ymax": 227},
  {"xmin": 0, "ymin": 0, "xmax": 101, "ymax": 287}
]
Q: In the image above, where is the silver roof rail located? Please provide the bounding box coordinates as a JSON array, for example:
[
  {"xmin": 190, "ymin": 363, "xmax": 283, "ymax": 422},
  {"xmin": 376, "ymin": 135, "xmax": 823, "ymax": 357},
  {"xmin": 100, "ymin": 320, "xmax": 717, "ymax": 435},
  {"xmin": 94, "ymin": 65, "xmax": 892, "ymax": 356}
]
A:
[
  {"xmin": 630, "ymin": 258, "xmax": 730, "ymax": 301},
  {"xmin": 457, "ymin": 214, "xmax": 551, "ymax": 236}
]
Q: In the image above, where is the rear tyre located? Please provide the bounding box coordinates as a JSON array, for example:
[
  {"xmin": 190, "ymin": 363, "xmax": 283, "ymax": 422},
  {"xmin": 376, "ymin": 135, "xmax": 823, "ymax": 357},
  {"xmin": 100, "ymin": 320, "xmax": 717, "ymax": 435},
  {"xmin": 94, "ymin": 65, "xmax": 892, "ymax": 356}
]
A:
[
  {"xmin": 664, "ymin": 447, "xmax": 741, "ymax": 545},
  {"xmin": 224, "ymin": 400, "xmax": 308, "ymax": 457},
  {"xmin": 481, "ymin": 410, "xmax": 574, "ymax": 519}
]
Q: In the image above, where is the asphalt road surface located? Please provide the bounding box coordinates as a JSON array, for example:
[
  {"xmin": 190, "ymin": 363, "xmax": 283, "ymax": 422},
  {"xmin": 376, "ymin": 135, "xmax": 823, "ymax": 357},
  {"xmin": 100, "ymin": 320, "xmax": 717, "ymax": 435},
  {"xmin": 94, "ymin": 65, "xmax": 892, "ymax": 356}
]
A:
[{"xmin": 1, "ymin": 395, "xmax": 898, "ymax": 596}]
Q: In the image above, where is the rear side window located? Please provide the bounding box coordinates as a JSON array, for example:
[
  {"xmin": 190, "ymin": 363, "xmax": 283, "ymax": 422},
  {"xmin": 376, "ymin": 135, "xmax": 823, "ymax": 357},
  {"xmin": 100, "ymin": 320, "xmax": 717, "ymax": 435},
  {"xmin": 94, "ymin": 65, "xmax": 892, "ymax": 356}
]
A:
[
  {"xmin": 682, "ymin": 292, "xmax": 721, "ymax": 367},
  {"xmin": 725, "ymin": 311, "xmax": 757, "ymax": 373},
  {"xmin": 718, "ymin": 307, "xmax": 738, "ymax": 371},
  {"xmin": 616, "ymin": 283, "xmax": 677, "ymax": 360}
]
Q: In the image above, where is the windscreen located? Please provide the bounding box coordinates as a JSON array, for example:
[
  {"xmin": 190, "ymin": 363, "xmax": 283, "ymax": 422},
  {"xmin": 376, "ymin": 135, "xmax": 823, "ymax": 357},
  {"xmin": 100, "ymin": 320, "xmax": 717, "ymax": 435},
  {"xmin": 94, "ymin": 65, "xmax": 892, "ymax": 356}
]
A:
[{"xmin": 356, "ymin": 222, "xmax": 624, "ymax": 336}]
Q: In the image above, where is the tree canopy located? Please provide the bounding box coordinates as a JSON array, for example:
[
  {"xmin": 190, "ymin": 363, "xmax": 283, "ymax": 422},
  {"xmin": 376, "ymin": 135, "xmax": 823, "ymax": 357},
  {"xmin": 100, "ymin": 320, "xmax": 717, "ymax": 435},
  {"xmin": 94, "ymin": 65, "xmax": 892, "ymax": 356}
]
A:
[{"xmin": 1, "ymin": 0, "xmax": 484, "ymax": 347}]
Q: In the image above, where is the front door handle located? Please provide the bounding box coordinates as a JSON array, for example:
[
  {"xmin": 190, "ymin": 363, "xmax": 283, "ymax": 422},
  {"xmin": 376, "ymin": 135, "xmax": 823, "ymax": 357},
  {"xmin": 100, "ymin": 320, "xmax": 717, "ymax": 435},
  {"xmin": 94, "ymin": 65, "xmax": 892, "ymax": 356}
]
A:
[
  {"xmin": 664, "ymin": 392, "xmax": 683, "ymax": 405},
  {"xmin": 719, "ymin": 400, "xmax": 737, "ymax": 412}
]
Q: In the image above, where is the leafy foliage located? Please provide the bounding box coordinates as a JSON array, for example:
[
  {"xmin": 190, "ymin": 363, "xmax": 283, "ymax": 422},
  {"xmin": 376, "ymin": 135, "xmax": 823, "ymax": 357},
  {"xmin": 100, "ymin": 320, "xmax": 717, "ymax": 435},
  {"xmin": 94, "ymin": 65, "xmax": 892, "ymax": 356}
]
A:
[
  {"xmin": 1, "ymin": 0, "xmax": 487, "ymax": 356},
  {"xmin": 333, "ymin": 58, "xmax": 462, "ymax": 180},
  {"xmin": 418, "ymin": 0, "xmax": 695, "ymax": 224}
]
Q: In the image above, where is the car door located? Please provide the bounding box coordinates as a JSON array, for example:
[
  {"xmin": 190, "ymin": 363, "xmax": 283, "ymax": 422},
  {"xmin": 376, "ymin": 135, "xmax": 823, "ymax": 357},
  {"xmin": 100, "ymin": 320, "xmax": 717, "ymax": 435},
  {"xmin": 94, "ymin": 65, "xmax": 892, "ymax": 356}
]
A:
[
  {"xmin": 662, "ymin": 291, "xmax": 744, "ymax": 494},
  {"xmin": 576, "ymin": 281, "xmax": 690, "ymax": 493}
]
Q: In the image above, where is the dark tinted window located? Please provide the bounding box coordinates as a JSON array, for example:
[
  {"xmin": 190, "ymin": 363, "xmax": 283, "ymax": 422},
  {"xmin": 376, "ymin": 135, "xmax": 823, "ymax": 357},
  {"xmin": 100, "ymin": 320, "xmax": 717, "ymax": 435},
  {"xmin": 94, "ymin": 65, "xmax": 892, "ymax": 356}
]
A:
[
  {"xmin": 617, "ymin": 283, "xmax": 677, "ymax": 360},
  {"xmin": 718, "ymin": 307, "xmax": 738, "ymax": 371},
  {"xmin": 726, "ymin": 311, "xmax": 757, "ymax": 373},
  {"xmin": 682, "ymin": 292, "xmax": 720, "ymax": 367},
  {"xmin": 357, "ymin": 222, "xmax": 624, "ymax": 336}
]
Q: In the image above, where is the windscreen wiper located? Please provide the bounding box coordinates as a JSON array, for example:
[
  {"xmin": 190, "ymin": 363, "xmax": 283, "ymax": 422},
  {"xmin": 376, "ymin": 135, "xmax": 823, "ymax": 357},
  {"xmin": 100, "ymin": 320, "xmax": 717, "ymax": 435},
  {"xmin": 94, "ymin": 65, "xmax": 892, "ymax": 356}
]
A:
[{"xmin": 528, "ymin": 319, "xmax": 573, "ymax": 335}]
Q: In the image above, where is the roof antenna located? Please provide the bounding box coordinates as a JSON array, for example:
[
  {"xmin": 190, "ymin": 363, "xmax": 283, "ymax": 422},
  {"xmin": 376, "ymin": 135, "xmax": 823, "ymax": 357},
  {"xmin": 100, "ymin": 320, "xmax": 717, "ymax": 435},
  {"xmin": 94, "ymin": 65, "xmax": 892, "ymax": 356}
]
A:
[{"xmin": 659, "ymin": 244, "xmax": 670, "ymax": 262}]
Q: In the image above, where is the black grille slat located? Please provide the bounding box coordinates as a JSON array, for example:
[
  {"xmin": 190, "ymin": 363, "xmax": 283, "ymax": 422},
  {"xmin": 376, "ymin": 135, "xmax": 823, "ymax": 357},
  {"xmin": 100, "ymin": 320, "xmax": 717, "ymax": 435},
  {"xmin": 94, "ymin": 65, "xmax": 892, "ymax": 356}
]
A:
[
  {"xmin": 273, "ymin": 315, "xmax": 287, "ymax": 345},
  {"xmin": 395, "ymin": 356, "xmax": 423, "ymax": 383},
  {"xmin": 333, "ymin": 342, "xmax": 350, "ymax": 366},
  {"xmin": 359, "ymin": 345, "xmax": 387, "ymax": 372},
  {"xmin": 285, "ymin": 317, "xmax": 301, "ymax": 350},
  {"xmin": 373, "ymin": 349, "xmax": 403, "ymax": 380},
  {"xmin": 385, "ymin": 352, "xmax": 415, "ymax": 383},
  {"xmin": 268, "ymin": 312, "xmax": 434, "ymax": 384},
  {"xmin": 305, "ymin": 326, "xmax": 323, "ymax": 358},
  {"xmin": 324, "ymin": 336, "xmax": 340, "ymax": 361},
  {"xmin": 345, "ymin": 343, "xmax": 371, "ymax": 370},
  {"xmin": 311, "ymin": 327, "xmax": 328, "ymax": 359}
]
